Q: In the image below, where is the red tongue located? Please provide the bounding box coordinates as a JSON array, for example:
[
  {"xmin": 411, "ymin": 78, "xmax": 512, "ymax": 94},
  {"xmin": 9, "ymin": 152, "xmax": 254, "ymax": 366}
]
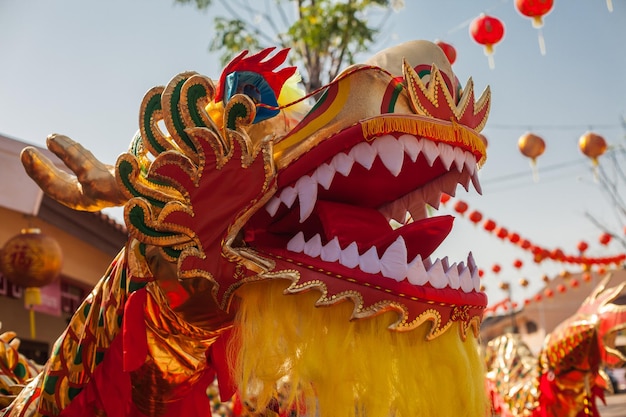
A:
[{"xmin": 315, "ymin": 201, "xmax": 454, "ymax": 259}]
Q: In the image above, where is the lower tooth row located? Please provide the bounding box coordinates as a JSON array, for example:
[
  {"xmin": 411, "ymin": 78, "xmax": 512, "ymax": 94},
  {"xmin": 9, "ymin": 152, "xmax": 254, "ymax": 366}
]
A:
[{"xmin": 286, "ymin": 232, "xmax": 480, "ymax": 292}]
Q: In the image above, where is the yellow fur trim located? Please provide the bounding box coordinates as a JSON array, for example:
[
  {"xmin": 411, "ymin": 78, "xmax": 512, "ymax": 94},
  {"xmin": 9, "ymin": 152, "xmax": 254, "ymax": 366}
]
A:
[
  {"xmin": 229, "ymin": 280, "xmax": 489, "ymax": 417},
  {"xmin": 361, "ymin": 116, "xmax": 487, "ymax": 168}
]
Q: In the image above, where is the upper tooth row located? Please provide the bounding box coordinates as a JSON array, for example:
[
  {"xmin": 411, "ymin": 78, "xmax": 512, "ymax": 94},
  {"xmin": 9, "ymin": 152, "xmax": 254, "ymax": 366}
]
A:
[
  {"xmin": 286, "ymin": 232, "xmax": 481, "ymax": 293},
  {"xmin": 265, "ymin": 135, "xmax": 480, "ymax": 221}
]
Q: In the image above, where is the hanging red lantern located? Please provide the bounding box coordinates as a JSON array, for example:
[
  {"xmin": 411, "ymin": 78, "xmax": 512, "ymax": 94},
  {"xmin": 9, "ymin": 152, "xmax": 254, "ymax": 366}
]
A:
[
  {"xmin": 577, "ymin": 241, "xmax": 588, "ymax": 253},
  {"xmin": 454, "ymin": 200, "xmax": 469, "ymax": 215},
  {"xmin": 534, "ymin": 293, "xmax": 542, "ymax": 302},
  {"xmin": 492, "ymin": 264, "xmax": 501, "ymax": 274},
  {"xmin": 468, "ymin": 210, "xmax": 483, "ymax": 225},
  {"xmin": 478, "ymin": 269, "xmax": 485, "ymax": 278},
  {"xmin": 508, "ymin": 232, "xmax": 521, "ymax": 244},
  {"xmin": 518, "ymin": 132, "xmax": 546, "ymax": 181},
  {"xmin": 483, "ymin": 219, "xmax": 497, "ymax": 232},
  {"xmin": 515, "ymin": 0, "xmax": 554, "ymax": 27},
  {"xmin": 556, "ymin": 284, "xmax": 567, "ymax": 293},
  {"xmin": 440, "ymin": 194, "xmax": 451, "ymax": 205},
  {"xmin": 469, "ymin": 14, "xmax": 505, "ymax": 69},
  {"xmin": 579, "ymin": 132, "xmax": 607, "ymax": 167},
  {"xmin": 495, "ymin": 227, "xmax": 508, "ymax": 239},
  {"xmin": 524, "ymin": 298, "xmax": 531, "ymax": 306},
  {"xmin": 582, "ymin": 272, "xmax": 592, "ymax": 282},
  {"xmin": 0, "ymin": 228, "xmax": 63, "ymax": 288},
  {"xmin": 513, "ymin": 259, "xmax": 523, "ymax": 269},
  {"xmin": 550, "ymin": 248, "xmax": 564, "ymax": 261},
  {"xmin": 435, "ymin": 40, "xmax": 457, "ymax": 65},
  {"xmin": 515, "ymin": 0, "xmax": 554, "ymax": 55},
  {"xmin": 544, "ymin": 288, "xmax": 554, "ymax": 298},
  {"xmin": 570, "ymin": 279, "xmax": 579, "ymax": 288},
  {"xmin": 599, "ymin": 232, "xmax": 612, "ymax": 246},
  {"xmin": 519, "ymin": 239, "xmax": 532, "ymax": 250}
]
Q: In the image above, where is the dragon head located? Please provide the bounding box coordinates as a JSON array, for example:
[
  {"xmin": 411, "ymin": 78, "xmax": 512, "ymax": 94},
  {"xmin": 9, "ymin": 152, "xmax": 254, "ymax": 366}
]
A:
[{"xmin": 118, "ymin": 40, "xmax": 490, "ymax": 339}]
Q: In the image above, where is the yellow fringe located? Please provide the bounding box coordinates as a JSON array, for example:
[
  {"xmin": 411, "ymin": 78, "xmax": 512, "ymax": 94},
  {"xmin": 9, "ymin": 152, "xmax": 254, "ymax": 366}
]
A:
[
  {"xmin": 229, "ymin": 280, "xmax": 489, "ymax": 417},
  {"xmin": 361, "ymin": 117, "xmax": 487, "ymax": 168}
]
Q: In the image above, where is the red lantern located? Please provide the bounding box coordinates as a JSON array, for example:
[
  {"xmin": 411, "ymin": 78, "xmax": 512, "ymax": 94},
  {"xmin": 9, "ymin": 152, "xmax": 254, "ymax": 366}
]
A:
[
  {"xmin": 515, "ymin": 0, "xmax": 554, "ymax": 55},
  {"xmin": 556, "ymin": 284, "xmax": 566, "ymax": 293},
  {"xmin": 515, "ymin": 0, "xmax": 554, "ymax": 27},
  {"xmin": 534, "ymin": 293, "xmax": 542, "ymax": 302},
  {"xmin": 513, "ymin": 259, "xmax": 523, "ymax": 269},
  {"xmin": 495, "ymin": 227, "xmax": 508, "ymax": 239},
  {"xmin": 483, "ymin": 219, "xmax": 497, "ymax": 232},
  {"xmin": 468, "ymin": 210, "xmax": 483, "ymax": 225},
  {"xmin": 544, "ymin": 288, "xmax": 554, "ymax": 298},
  {"xmin": 508, "ymin": 232, "xmax": 520, "ymax": 244},
  {"xmin": 440, "ymin": 193, "xmax": 451, "ymax": 205},
  {"xmin": 582, "ymin": 272, "xmax": 592, "ymax": 282},
  {"xmin": 454, "ymin": 200, "xmax": 468, "ymax": 215},
  {"xmin": 519, "ymin": 239, "xmax": 532, "ymax": 250},
  {"xmin": 599, "ymin": 232, "xmax": 612, "ymax": 246},
  {"xmin": 435, "ymin": 40, "xmax": 457, "ymax": 65},
  {"xmin": 469, "ymin": 14, "xmax": 505, "ymax": 69},
  {"xmin": 570, "ymin": 279, "xmax": 579, "ymax": 288},
  {"xmin": 577, "ymin": 241, "xmax": 588, "ymax": 253},
  {"xmin": 492, "ymin": 264, "xmax": 501, "ymax": 274},
  {"xmin": 478, "ymin": 269, "xmax": 485, "ymax": 278}
]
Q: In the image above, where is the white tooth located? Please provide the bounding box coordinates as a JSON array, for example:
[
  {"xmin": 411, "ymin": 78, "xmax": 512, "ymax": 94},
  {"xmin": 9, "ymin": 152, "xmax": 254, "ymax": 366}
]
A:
[
  {"xmin": 460, "ymin": 172, "xmax": 471, "ymax": 192},
  {"xmin": 446, "ymin": 262, "xmax": 461, "ymax": 289},
  {"xmin": 438, "ymin": 142, "xmax": 455, "ymax": 171},
  {"xmin": 304, "ymin": 234, "xmax": 322, "ymax": 258},
  {"xmin": 428, "ymin": 259, "xmax": 448, "ymax": 289},
  {"xmin": 359, "ymin": 246, "xmax": 381, "ymax": 274},
  {"xmin": 380, "ymin": 236, "xmax": 408, "ymax": 281},
  {"xmin": 332, "ymin": 152, "xmax": 354, "ymax": 176},
  {"xmin": 472, "ymin": 268, "xmax": 481, "ymax": 291},
  {"xmin": 464, "ymin": 151, "xmax": 477, "ymax": 176},
  {"xmin": 441, "ymin": 256, "xmax": 449, "ymax": 270},
  {"xmin": 296, "ymin": 175, "xmax": 318, "ymax": 223},
  {"xmin": 279, "ymin": 186, "xmax": 298, "ymax": 208},
  {"xmin": 265, "ymin": 196, "xmax": 281, "ymax": 217},
  {"xmin": 313, "ymin": 163, "xmax": 335, "ymax": 190},
  {"xmin": 340, "ymin": 242, "xmax": 360, "ymax": 268},
  {"xmin": 407, "ymin": 255, "xmax": 428, "ymax": 285},
  {"xmin": 471, "ymin": 172, "xmax": 483, "ymax": 195},
  {"xmin": 421, "ymin": 140, "xmax": 440, "ymax": 167},
  {"xmin": 399, "ymin": 135, "xmax": 422, "ymax": 162},
  {"xmin": 321, "ymin": 237, "xmax": 341, "ymax": 262},
  {"xmin": 467, "ymin": 251, "xmax": 477, "ymax": 272},
  {"xmin": 374, "ymin": 135, "xmax": 404, "ymax": 177},
  {"xmin": 287, "ymin": 232, "xmax": 306, "ymax": 253},
  {"xmin": 459, "ymin": 263, "xmax": 474, "ymax": 293},
  {"xmin": 349, "ymin": 142, "xmax": 377, "ymax": 170},
  {"xmin": 453, "ymin": 147, "xmax": 466, "ymax": 172}
]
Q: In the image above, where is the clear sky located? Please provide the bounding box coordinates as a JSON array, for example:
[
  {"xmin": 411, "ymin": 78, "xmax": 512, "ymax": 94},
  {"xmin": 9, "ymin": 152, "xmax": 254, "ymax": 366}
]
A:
[{"xmin": 1, "ymin": 0, "xmax": 625, "ymax": 308}]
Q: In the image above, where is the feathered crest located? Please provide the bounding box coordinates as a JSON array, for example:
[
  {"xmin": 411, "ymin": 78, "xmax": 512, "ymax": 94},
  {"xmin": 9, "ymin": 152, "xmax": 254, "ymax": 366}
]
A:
[{"xmin": 214, "ymin": 47, "xmax": 297, "ymax": 103}]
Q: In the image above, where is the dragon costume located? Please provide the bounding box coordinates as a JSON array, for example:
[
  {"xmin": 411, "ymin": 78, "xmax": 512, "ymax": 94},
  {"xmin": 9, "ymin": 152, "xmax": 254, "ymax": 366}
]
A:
[
  {"xmin": 485, "ymin": 273, "xmax": 626, "ymax": 417},
  {"xmin": 2, "ymin": 40, "xmax": 492, "ymax": 417}
]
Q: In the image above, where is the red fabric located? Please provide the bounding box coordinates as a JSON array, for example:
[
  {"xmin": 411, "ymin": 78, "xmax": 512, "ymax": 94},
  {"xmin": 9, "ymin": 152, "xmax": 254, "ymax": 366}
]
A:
[
  {"xmin": 209, "ymin": 329, "xmax": 236, "ymax": 401},
  {"xmin": 123, "ymin": 289, "xmax": 149, "ymax": 372},
  {"xmin": 534, "ymin": 373, "xmax": 557, "ymax": 417}
]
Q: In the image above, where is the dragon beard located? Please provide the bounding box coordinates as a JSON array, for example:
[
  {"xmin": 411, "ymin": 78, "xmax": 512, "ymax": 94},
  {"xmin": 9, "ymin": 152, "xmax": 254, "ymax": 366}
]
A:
[{"xmin": 229, "ymin": 280, "xmax": 489, "ymax": 417}]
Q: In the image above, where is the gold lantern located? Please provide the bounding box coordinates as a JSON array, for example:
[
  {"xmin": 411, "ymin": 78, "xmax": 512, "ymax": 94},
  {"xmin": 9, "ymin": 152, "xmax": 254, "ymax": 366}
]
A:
[
  {"xmin": 0, "ymin": 228, "xmax": 63, "ymax": 339},
  {"xmin": 578, "ymin": 131, "xmax": 607, "ymax": 166},
  {"xmin": 518, "ymin": 132, "xmax": 546, "ymax": 181},
  {"xmin": 0, "ymin": 228, "xmax": 63, "ymax": 288}
]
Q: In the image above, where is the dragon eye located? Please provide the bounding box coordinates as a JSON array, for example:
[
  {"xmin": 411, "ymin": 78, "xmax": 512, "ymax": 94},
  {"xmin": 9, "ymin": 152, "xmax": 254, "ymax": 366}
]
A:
[{"xmin": 240, "ymin": 83, "xmax": 262, "ymax": 104}]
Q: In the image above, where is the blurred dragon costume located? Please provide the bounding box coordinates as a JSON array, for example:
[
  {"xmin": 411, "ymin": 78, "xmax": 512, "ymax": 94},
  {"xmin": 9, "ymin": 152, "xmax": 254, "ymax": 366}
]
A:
[
  {"xmin": 485, "ymin": 274, "xmax": 626, "ymax": 417},
  {"xmin": 2, "ymin": 40, "xmax": 491, "ymax": 417}
]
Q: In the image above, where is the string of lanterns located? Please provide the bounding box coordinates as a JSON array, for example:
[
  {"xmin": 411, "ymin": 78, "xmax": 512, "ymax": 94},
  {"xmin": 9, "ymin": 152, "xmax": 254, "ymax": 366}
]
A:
[{"xmin": 442, "ymin": 194, "xmax": 626, "ymax": 270}]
